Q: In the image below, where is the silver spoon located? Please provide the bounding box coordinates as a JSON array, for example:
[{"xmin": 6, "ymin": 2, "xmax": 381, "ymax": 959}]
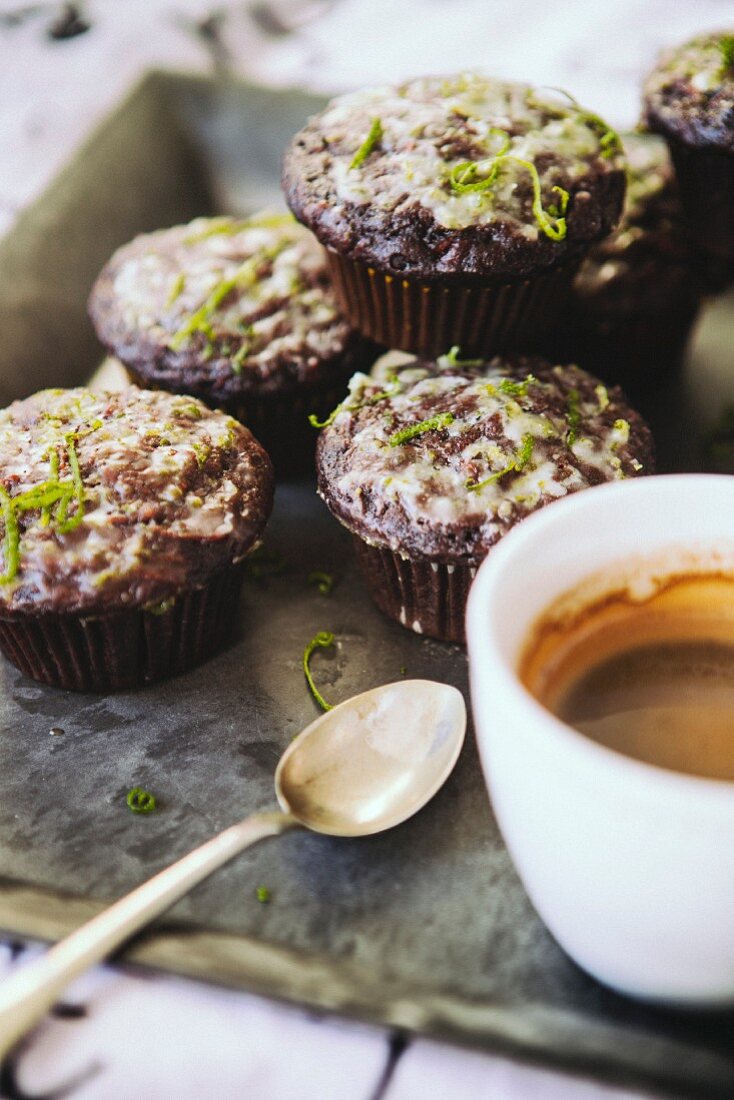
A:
[{"xmin": 0, "ymin": 679, "xmax": 465, "ymax": 1056}]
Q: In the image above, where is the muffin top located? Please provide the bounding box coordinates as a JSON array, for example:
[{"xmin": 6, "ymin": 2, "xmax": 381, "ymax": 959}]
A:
[
  {"xmin": 643, "ymin": 32, "xmax": 734, "ymax": 150},
  {"xmin": 0, "ymin": 387, "xmax": 273, "ymax": 616},
  {"xmin": 89, "ymin": 213, "xmax": 371, "ymax": 399},
  {"xmin": 283, "ymin": 74, "xmax": 626, "ymax": 280},
  {"xmin": 573, "ymin": 132, "xmax": 695, "ymax": 317},
  {"xmin": 316, "ymin": 354, "xmax": 653, "ymax": 564}
]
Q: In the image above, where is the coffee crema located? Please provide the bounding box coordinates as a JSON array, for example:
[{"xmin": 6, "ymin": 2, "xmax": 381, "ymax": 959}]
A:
[{"xmin": 520, "ymin": 573, "xmax": 734, "ymax": 782}]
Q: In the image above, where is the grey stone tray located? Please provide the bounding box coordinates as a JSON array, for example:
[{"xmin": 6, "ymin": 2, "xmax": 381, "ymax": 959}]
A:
[{"xmin": 0, "ymin": 71, "xmax": 733, "ymax": 1099}]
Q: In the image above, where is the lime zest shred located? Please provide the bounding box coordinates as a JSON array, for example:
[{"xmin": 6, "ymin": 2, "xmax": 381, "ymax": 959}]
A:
[
  {"xmin": 145, "ymin": 597, "xmax": 176, "ymax": 616},
  {"xmin": 309, "ymin": 402, "xmax": 343, "ymax": 429},
  {"xmin": 192, "ymin": 442, "xmax": 211, "ymax": 469},
  {"xmin": 309, "ymin": 380, "xmax": 401, "ymax": 430},
  {"xmin": 599, "ymin": 130, "xmax": 621, "ymax": 159},
  {"xmin": 366, "ymin": 382, "xmax": 400, "ymax": 405},
  {"xmin": 611, "ymin": 418, "xmax": 630, "ymax": 452},
  {"xmin": 566, "ymin": 389, "xmax": 581, "ymax": 445},
  {"xmin": 449, "ymin": 159, "xmax": 497, "ymax": 193},
  {"xmin": 126, "ymin": 787, "xmax": 157, "ymax": 814},
  {"xmin": 168, "ymin": 242, "xmax": 287, "ymax": 351},
  {"xmin": 55, "ymin": 435, "xmax": 85, "ymax": 533},
  {"xmin": 244, "ymin": 546, "xmax": 287, "ymax": 581},
  {"xmin": 256, "ymin": 885, "xmax": 272, "ymax": 903},
  {"xmin": 389, "ymin": 412, "xmax": 455, "ymax": 447},
  {"xmin": 497, "ymin": 374, "xmax": 536, "ymax": 398},
  {"xmin": 350, "ymin": 117, "xmax": 384, "ymax": 170},
  {"xmin": 231, "ymin": 329, "xmax": 253, "ymax": 376},
  {"xmin": 513, "ymin": 159, "xmax": 569, "ymax": 241},
  {"xmin": 547, "ymin": 185, "xmax": 570, "ymax": 219},
  {"xmin": 169, "ymin": 275, "xmax": 239, "ymax": 350},
  {"xmin": 466, "ymin": 433, "xmax": 535, "ymax": 491},
  {"xmin": 183, "ymin": 215, "xmax": 238, "ymax": 243},
  {"xmin": 0, "ymin": 487, "xmax": 19, "ymax": 585},
  {"xmin": 449, "ymin": 151, "xmax": 569, "ymax": 241},
  {"xmin": 0, "ymin": 433, "xmax": 88, "ymax": 582},
  {"xmin": 720, "ymin": 35, "xmax": 734, "ymax": 74},
  {"xmin": 526, "ymin": 86, "xmax": 621, "ymax": 161},
  {"xmin": 183, "ymin": 212, "xmax": 295, "ymax": 245},
  {"xmin": 440, "ymin": 345, "xmax": 484, "ymax": 369},
  {"xmin": 15, "ymin": 484, "xmax": 69, "ymax": 514},
  {"xmin": 308, "ymin": 570, "xmax": 335, "ymax": 595},
  {"xmin": 165, "ymin": 273, "xmax": 186, "ymax": 309},
  {"xmin": 303, "ymin": 631, "xmax": 336, "ymax": 711},
  {"xmin": 572, "ymin": 103, "xmax": 622, "ymax": 160},
  {"xmin": 448, "ymin": 128, "xmax": 511, "ymax": 193}
]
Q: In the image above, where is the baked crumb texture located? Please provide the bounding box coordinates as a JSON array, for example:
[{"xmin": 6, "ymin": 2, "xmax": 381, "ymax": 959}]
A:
[
  {"xmin": 286, "ymin": 74, "xmax": 626, "ymax": 275},
  {"xmin": 88, "ymin": 213, "xmax": 379, "ymax": 469},
  {"xmin": 643, "ymin": 33, "xmax": 734, "ymax": 151},
  {"xmin": 0, "ymin": 386, "xmax": 274, "ymax": 690},
  {"xmin": 643, "ymin": 32, "xmax": 734, "ymax": 274},
  {"xmin": 284, "ymin": 74, "xmax": 625, "ymax": 355},
  {"xmin": 316, "ymin": 355, "xmax": 653, "ymax": 641}
]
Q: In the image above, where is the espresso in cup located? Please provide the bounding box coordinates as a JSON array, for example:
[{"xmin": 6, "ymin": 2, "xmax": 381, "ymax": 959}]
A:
[
  {"xmin": 467, "ymin": 475, "xmax": 734, "ymax": 1003},
  {"xmin": 520, "ymin": 572, "xmax": 734, "ymax": 781}
]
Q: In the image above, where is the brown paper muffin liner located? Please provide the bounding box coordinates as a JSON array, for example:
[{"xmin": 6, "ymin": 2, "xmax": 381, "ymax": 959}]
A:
[
  {"xmin": 0, "ymin": 564, "xmax": 245, "ymax": 693},
  {"xmin": 351, "ymin": 537, "xmax": 476, "ymax": 644},
  {"xmin": 668, "ymin": 140, "xmax": 734, "ymax": 288},
  {"xmin": 325, "ymin": 252, "xmax": 582, "ymax": 359}
]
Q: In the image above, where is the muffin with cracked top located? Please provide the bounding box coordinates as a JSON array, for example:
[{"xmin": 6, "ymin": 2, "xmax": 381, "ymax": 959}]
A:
[
  {"xmin": 0, "ymin": 386, "xmax": 274, "ymax": 690},
  {"xmin": 283, "ymin": 73, "xmax": 626, "ymax": 358},
  {"xmin": 643, "ymin": 31, "xmax": 734, "ymax": 284},
  {"xmin": 88, "ymin": 212, "xmax": 379, "ymax": 469},
  {"xmin": 550, "ymin": 132, "xmax": 702, "ymax": 397},
  {"xmin": 316, "ymin": 353, "xmax": 654, "ymax": 643}
]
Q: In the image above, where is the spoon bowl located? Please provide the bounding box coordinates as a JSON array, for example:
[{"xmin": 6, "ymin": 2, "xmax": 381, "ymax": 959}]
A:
[{"xmin": 276, "ymin": 680, "xmax": 466, "ymax": 835}]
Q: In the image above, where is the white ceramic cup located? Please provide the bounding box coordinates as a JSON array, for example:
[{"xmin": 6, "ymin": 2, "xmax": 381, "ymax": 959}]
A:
[{"xmin": 466, "ymin": 474, "xmax": 734, "ymax": 1006}]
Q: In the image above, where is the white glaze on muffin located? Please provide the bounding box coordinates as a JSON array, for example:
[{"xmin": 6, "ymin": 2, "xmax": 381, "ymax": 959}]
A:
[
  {"xmin": 316, "ymin": 356, "xmax": 653, "ymax": 564},
  {"xmin": 321, "ymin": 76, "xmax": 618, "ymax": 233},
  {"xmin": 0, "ymin": 387, "xmax": 273, "ymax": 614},
  {"xmin": 284, "ymin": 75, "xmax": 626, "ymax": 279},
  {"xmin": 90, "ymin": 213, "xmax": 353, "ymax": 381},
  {"xmin": 643, "ymin": 32, "xmax": 734, "ymax": 150}
]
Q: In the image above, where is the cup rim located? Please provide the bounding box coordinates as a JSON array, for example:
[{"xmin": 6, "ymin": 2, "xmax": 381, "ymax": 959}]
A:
[{"xmin": 466, "ymin": 473, "xmax": 734, "ymax": 810}]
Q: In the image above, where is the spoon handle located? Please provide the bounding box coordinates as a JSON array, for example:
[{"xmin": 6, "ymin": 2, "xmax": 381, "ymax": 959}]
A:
[{"xmin": 0, "ymin": 810, "xmax": 297, "ymax": 1058}]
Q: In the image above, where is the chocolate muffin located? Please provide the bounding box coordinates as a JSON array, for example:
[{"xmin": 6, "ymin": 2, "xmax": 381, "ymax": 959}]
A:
[
  {"xmin": 549, "ymin": 132, "xmax": 701, "ymax": 399},
  {"xmin": 283, "ymin": 75, "xmax": 626, "ymax": 358},
  {"xmin": 0, "ymin": 387, "xmax": 274, "ymax": 690},
  {"xmin": 643, "ymin": 31, "xmax": 734, "ymax": 285},
  {"xmin": 88, "ymin": 212, "xmax": 379, "ymax": 470},
  {"xmin": 316, "ymin": 354, "xmax": 654, "ymax": 643}
]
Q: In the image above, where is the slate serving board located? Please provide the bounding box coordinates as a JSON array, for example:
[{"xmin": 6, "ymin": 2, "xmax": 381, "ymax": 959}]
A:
[{"xmin": 0, "ymin": 71, "xmax": 733, "ymax": 1099}]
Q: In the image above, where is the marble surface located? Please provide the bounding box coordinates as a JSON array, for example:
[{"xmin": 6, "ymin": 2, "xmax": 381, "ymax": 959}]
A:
[
  {"xmin": 0, "ymin": 942, "xmax": 642, "ymax": 1100},
  {"xmin": 1, "ymin": 0, "xmax": 733, "ymax": 1096}
]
